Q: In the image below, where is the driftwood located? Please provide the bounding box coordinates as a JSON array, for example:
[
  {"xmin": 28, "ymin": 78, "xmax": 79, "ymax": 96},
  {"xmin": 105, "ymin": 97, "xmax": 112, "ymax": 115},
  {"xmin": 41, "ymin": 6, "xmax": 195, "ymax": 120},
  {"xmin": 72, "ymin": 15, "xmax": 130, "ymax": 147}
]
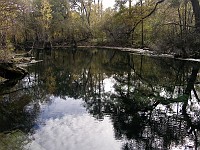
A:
[{"xmin": 0, "ymin": 62, "xmax": 28, "ymax": 80}]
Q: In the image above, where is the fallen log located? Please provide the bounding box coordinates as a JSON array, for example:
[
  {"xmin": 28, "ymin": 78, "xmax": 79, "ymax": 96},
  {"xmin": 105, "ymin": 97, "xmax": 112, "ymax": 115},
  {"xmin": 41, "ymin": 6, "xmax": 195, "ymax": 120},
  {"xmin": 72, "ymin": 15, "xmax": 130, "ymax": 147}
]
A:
[{"xmin": 0, "ymin": 62, "xmax": 28, "ymax": 80}]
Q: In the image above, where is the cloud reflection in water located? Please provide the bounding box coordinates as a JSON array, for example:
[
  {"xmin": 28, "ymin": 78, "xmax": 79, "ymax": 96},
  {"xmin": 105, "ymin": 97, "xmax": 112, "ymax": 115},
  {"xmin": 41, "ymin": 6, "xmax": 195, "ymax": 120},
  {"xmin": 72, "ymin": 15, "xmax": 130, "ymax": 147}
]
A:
[{"xmin": 25, "ymin": 96, "xmax": 122, "ymax": 150}]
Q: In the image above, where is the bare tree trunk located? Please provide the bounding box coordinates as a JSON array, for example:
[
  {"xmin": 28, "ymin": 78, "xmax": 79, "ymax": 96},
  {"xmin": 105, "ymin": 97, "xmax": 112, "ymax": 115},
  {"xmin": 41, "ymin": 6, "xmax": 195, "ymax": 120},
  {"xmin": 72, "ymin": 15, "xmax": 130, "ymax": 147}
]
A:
[
  {"xmin": 190, "ymin": 0, "xmax": 200, "ymax": 32},
  {"xmin": 129, "ymin": 0, "xmax": 131, "ymax": 15},
  {"xmin": 140, "ymin": 0, "xmax": 144, "ymax": 48}
]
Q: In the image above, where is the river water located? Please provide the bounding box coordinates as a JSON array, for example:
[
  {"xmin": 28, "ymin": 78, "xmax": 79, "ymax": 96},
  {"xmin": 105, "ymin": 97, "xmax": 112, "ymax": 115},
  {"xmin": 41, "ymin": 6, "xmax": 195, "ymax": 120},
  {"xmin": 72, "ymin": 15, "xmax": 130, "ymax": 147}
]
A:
[{"xmin": 0, "ymin": 48, "xmax": 200, "ymax": 150}]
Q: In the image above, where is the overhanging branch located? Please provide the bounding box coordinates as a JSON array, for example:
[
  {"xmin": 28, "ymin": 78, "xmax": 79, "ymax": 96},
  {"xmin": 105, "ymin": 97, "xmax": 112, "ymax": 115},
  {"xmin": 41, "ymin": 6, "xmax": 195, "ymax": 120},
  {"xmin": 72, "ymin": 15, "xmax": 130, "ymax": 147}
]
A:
[{"xmin": 128, "ymin": 0, "xmax": 165, "ymax": 35}]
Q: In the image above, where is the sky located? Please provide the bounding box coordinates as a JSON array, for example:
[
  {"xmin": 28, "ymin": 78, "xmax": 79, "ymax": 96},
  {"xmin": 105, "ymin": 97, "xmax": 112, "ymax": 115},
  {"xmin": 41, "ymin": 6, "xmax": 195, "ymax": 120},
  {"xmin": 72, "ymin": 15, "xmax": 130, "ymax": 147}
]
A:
[{"xmin": 102, "ymin": 0, "xmax": 116, "ymax": 9}]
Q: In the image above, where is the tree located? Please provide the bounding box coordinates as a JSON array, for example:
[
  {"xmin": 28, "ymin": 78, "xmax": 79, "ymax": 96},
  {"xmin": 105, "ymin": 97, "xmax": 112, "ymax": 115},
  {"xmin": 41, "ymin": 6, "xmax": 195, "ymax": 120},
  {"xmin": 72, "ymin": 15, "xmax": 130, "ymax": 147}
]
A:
[
  {"xmin": 0, "ymin": 0, "xmax": 27, "ymax": 60},
  {"xmin": 190, "ymin": 0, "xmax": 200, "ymax": 32},
  {"xmin": 0, "ymin": 0, "xmax": 20, "ymax": 49},
  {"xmin": 49, "ymin": 0, "xmax": 70, "ymax": 44},
  {"xmin": 41, "ymin": 0, "xmax": 52, "ymax": 48}
]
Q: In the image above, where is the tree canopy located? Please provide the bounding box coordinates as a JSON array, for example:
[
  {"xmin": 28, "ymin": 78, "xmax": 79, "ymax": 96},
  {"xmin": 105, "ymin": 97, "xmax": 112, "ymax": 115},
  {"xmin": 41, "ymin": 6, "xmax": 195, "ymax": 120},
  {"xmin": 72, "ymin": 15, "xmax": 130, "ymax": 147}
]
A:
[{"xmin": 0, "ymin": 0, "xmax": 200, "ymax": 57}]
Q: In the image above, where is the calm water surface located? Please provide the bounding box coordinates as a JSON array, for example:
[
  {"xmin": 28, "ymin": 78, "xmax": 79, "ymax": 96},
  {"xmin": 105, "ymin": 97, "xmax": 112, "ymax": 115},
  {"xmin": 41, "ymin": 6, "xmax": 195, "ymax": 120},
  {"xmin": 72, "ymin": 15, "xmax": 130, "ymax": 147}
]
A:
[{"xmin": 0, "ymin": 48, "xmax": 200, "ymax": 150}]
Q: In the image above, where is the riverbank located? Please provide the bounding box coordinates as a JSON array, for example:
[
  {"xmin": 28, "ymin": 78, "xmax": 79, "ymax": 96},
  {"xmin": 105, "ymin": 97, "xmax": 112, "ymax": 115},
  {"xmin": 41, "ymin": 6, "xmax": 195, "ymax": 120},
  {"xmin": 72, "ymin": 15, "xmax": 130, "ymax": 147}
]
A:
[
  {"xmin": 0, "ymin": 50, "xmax": 41, "ymax": 81},
  {"xmin": 77, "ymin": 46, "xmax": 200, "ymax": 62}
]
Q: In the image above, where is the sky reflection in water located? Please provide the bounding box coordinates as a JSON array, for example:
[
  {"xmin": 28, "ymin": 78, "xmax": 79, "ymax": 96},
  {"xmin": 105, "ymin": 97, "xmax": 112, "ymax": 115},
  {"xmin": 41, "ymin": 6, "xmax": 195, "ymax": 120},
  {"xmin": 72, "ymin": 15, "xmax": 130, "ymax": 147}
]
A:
[{"xmin": 26, "ymin": 96, "xmax": 122, "ymax": 150}]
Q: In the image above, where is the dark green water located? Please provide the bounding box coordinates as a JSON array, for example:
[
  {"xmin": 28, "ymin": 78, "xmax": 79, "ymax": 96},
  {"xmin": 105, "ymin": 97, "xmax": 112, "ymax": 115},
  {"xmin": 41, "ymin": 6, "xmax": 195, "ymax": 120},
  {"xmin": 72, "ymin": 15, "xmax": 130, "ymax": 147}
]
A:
[{"xmin": 0, "ymin": 48, "xmax": 200, "ymax": 150}]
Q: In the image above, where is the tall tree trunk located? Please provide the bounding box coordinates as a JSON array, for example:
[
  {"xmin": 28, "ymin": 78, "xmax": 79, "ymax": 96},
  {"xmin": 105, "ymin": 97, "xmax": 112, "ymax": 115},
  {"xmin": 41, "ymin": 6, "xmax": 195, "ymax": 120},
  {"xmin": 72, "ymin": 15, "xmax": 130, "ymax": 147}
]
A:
[
  {"xmin": 140, "ymin": 0, "xmax": 144, "ymax": 48},
  {"xmin": 190, "ymin": 0, "xmax": 200, "ymax": 32},
  {"xmin": 129, "ymin": 0, "xmax": 131, "ymax": 15}
]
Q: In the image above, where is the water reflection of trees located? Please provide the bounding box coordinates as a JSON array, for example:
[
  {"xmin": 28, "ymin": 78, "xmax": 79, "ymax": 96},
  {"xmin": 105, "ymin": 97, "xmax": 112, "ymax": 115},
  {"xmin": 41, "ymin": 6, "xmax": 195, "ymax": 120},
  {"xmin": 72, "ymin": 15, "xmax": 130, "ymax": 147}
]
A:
[
  {"xmin": 108, "ymin": 59, "xmax": 200, "ymax": 149},
  {"xmin": 0, "ymin": 48, "xmax": 200, "ymax": 149},
  {"xmin": 0, "ymin": 62, "xmax": 46, "ymax": 134},
  {"xmin": 34, "ymin": 49, "xmax": 200, "ymax": 149},
  {"xmin": 0, "ymin": 71, "xmax": 43, "ymax": 149}
]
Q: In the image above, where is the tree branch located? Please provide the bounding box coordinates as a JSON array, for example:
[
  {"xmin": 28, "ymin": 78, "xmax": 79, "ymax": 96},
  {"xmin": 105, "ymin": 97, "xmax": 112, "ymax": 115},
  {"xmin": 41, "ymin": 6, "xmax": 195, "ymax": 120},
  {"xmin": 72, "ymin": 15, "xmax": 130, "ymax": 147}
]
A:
[
  {"xmin": 193, "ymin": 87, "xmax": 200, "ymax": 102},
  {"xmin": 128, "ymin": 0, "xmax": 165, "ymax": 35}
]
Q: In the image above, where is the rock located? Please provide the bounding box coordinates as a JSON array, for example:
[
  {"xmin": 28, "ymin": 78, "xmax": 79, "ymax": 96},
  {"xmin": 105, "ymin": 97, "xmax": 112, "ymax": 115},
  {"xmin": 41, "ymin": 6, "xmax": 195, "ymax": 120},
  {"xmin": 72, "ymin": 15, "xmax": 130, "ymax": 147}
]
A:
[{"xmin": 0, "ymin": 63, "xmax": 28, "ymax": 80}]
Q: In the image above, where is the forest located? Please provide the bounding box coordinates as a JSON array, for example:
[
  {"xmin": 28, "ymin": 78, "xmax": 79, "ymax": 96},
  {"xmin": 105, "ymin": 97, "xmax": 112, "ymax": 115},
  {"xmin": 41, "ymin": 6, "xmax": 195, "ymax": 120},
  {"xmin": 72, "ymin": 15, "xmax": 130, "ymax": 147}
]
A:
[
  {"xmin": 0, "ymin": 0, "xmax": 200, "ymax": 59},
  {"xmin": 1, "ymin": 1, "xmax": 200, "ymax": 149}
]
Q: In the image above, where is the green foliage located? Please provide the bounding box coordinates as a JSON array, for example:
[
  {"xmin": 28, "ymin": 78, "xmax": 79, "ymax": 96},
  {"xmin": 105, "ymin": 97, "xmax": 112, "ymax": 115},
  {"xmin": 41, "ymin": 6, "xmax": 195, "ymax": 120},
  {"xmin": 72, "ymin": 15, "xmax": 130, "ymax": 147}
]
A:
[
  {"xmin": 41, "ymin": 0, "xmax": 52, "ymax": 29},
  {"xmin": 0, "ymin": 130, "xmax": 28, "ymax": 150},
  {"xmin": 0, "ymin": 0, "xmax": 199, "ymax": 57},
  {"xmin": 170, "ymin": 0, "xmax": 181, "ymax": 7}
]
